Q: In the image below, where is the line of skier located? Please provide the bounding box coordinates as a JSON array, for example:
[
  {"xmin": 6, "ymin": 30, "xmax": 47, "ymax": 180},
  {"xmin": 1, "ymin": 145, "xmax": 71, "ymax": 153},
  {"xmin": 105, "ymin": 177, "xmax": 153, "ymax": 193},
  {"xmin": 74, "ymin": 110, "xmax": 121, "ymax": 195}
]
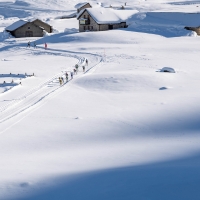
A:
[
  {"xmin": 58, "ymin": 72, "xmax": 71, "ymax": 85},
  {"xmin": 27, "ymin": 41, "xmax": 48, "ymax": 49},
  {"xmin": 58, "ymin": 59, "xmax": 88, "ymax": 86}
]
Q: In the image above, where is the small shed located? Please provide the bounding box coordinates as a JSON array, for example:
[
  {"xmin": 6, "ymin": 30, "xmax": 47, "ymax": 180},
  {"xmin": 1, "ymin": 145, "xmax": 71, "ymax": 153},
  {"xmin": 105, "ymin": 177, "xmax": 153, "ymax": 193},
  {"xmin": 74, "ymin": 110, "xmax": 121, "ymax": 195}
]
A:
[
  {"xmin": 160, "ymin": 67, "xmax": 175, "ymax": 73},
  {"xmin": 77, "ymin": 8, "xmax": 127, "ymax": 32},
  {"xmin": 75, "ymin": 2, "xmax": 92, "ymax": 13}
]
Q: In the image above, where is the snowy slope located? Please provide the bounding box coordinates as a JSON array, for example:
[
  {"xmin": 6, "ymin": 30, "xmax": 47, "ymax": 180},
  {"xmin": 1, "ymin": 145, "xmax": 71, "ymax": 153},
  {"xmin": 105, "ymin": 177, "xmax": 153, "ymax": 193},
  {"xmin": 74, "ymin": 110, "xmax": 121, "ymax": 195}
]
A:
[{"xmin": 0, "ymin": 0, "xmax": 200, "ymax": 200}]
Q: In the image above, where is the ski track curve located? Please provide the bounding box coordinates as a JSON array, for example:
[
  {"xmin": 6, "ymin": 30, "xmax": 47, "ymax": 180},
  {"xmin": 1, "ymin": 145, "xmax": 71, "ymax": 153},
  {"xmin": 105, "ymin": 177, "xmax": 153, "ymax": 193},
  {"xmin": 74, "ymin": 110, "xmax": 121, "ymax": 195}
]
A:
[{"xmin": 0, "ymin": 48, "xmax": 103, "ymax": 124}]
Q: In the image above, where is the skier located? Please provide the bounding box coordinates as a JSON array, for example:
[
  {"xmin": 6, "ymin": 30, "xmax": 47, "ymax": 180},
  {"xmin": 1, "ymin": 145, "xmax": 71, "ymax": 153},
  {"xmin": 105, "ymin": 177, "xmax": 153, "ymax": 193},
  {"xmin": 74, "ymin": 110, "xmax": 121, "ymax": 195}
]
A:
[
  {"xmin": 82, "ymin": 65, "xmax": 85, "ymax": 72},
  {"xmin": 61, "ymin": 77, "xmax": 64, "ymax": 83},
  {"xmin": 70, "ymin": 71, "xmax": 73, "ymax": 79},
  {"xmin": 75, "ymin": 64, "xmax": 79, "ymax": 72},
  {"xmin": 85, "ymin": 59, "xmax": 88, "ymax": 66},
  {"xmin": 45, "ymin": 42, "xmax": 47, "ymax": 50},
  {"xmin": 65, "ymin": 72, "xmax": 68, "ymax": 82},
  {"xmin": 59, "ymin": 77, "xmax": 62, "ymax": 85},
  {"xmin": 34, "ymin": 42, "xmax": 37, "ymax": 48},
  {"xmin": 27, "ymin": 41, "xmax": 31, "ymax": 48}
]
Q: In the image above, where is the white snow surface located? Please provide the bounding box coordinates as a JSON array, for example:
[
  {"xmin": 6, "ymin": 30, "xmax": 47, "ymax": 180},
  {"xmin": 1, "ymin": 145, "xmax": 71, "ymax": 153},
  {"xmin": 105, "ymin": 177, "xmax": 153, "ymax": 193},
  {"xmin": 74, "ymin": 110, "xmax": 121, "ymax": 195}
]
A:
[{"xmin": 0, "ymin": 0, "xmax": 200, "ymax": 200}]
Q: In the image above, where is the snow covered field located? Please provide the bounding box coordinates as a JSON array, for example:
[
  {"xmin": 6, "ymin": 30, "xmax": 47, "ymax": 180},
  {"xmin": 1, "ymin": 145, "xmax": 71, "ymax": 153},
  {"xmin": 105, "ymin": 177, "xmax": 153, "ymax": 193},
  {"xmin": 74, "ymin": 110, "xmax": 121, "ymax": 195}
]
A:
[{"xmin": 0, "ymin": 0, "xmax": 200, "ymax": 199}]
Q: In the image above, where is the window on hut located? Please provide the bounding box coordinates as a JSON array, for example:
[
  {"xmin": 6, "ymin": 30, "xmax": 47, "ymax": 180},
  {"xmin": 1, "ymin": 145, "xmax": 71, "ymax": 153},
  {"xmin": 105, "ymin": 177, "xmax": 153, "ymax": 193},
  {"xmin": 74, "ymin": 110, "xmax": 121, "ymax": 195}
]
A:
[{"xmin": 80, "ymin": 18, "xmax": 90, "ymax": 25}]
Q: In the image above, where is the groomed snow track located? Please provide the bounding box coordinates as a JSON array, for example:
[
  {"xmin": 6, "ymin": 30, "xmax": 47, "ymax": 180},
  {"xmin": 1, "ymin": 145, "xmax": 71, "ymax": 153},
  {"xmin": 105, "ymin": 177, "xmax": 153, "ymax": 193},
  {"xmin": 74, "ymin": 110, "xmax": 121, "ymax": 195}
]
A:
[{"xmin": 0, "ymin": 51, "xmax": 103, "ymax": 124}]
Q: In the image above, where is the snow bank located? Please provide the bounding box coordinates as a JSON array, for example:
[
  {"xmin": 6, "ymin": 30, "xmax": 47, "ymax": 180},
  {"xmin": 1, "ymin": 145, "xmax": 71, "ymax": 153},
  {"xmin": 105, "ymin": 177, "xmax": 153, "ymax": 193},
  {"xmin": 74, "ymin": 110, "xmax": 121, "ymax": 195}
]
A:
[
  {"xmin": 64, "ymin": 28, "xmax": 78, "ymax": 34},
  {"xmin": 187, "ymin": 31, "xmax": 197, "ymax": 37},
  {"xmin": 0, "ymin": 30, "xmax": 11, "ymax": 41},
  {"xmin": 127, "ymin": 12, "xmax": 200, "ymax": 37}
]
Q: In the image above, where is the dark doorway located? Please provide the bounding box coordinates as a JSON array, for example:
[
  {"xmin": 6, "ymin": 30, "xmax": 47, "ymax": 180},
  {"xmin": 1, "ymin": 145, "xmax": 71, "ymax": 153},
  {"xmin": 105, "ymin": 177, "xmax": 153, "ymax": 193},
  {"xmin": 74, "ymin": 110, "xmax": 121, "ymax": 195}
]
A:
[
  {"xmin": 108, "ymin": 25, "xmax": 113, "ymax": 30},
  {"xmin": 25, "ymin": 31, "xmax": 33, "ymax": 37}
]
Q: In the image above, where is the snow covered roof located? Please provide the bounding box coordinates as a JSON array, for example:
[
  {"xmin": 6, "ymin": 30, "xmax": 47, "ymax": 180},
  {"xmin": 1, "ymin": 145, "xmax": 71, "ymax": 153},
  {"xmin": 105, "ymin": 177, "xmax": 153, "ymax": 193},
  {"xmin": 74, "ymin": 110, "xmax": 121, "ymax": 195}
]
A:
[
  {"xmin": 78, "ymin": 8, "xmax": 126, "ymax": 24},
  {"xmin": 75, "ymin": 2, "xmax": 90, "ymax": 9},
  {"xmin": 5, "ymin": 20, "xmax": 27, "ymax": 31}
]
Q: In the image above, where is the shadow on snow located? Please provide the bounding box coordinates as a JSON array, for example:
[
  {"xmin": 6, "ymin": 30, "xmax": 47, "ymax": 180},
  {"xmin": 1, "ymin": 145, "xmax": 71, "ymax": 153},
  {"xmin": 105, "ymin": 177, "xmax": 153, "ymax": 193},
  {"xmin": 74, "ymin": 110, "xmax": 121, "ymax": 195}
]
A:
[
  {"xmin": 125, "ymin": 12, "xmax": 200, "ymax": 37},
  {"xmin": 16, "ymin": 152, "xmax": 200, "ymax": 200}
]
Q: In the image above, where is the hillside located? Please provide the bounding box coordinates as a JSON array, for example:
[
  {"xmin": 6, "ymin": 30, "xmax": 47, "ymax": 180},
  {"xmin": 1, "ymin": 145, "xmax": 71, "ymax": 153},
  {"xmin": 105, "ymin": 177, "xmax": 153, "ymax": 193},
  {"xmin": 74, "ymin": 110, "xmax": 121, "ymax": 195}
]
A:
[{"xmin": 0, "ymin": 0, "xmax": 200, "ymax": 200}]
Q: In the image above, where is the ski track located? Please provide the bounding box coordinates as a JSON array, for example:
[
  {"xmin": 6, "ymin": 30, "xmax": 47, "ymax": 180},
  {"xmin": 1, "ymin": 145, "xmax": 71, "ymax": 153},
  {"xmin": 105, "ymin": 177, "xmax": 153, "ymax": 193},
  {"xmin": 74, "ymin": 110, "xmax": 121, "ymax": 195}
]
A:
[{"xmin": 0, "ymin": 48, "xmax": 103, "ymax": 124}]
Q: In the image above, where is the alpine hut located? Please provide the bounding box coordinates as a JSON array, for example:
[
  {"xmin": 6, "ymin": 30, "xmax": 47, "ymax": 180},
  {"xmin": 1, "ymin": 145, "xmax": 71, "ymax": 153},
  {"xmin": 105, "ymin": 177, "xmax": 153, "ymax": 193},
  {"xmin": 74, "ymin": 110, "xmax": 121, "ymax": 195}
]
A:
[
  {"xmin": 77, "ymin": 7, "xmax": 127, "ymax": 32},
  {"xmin": 5, "ymin": 19, "xmax": 52, "ymax": 38}
]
